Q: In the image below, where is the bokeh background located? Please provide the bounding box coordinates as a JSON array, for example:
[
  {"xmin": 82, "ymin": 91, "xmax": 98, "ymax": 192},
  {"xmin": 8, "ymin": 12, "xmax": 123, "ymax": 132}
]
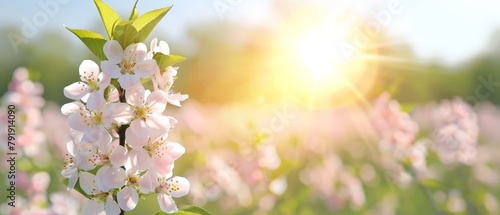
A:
[{"xmin": 2, "ymin": 0, "xmax": 500, "ymax": 214}]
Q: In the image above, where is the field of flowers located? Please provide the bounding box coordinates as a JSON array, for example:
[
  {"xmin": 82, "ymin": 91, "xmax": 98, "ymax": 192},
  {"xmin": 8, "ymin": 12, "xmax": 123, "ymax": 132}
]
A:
[{"xmin": 2, "ymin": 65, "xmax": 500, "ymax": 214}]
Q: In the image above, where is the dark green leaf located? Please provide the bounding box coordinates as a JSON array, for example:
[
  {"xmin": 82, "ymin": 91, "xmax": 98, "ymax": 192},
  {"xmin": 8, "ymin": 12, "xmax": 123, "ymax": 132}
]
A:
[
  {"xmin": 132, "ymin": 6, "xmax": 172, "ymax": 42},
  {"xmin": 153, "ymin": 53, "xmax": 186, "ymax": 70},
  {"xmin": 66, "ymin": 27, "xmax": 107, "ymax": 61},
  {"xmin": 94, "ymin": 0, "xmax": 122, "ymax": 39}
]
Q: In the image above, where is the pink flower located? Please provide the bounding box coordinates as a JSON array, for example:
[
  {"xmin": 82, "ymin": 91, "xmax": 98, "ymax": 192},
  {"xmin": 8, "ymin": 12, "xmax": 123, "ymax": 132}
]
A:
[
  {"xmin": 64, "ymin": 60, "xmax": 110, "ymax": 110},
  {"xmin": 157, "ymin": 176, "xmax": 190, "ymax": 213},
  {"xmin": 149, "ymin": 140, "xmax": 185, "ymax": 177},
  {"xmin": 433, "ymin": 98, "xmax": 478, "ymax": 164},
  {"xmin": 148, "ymin": 38, "xmax": 170, "ymax": 59},
  {"xmin": 79, "ymin": 172, "xmax": 121, "ymax": 215},
  {"xmin": 152, "ymin": 67, "xmax": 188, "ymax": 106},
  {"xmin": 3, "ymin": 67, "xmax": 45, "ymax": 111},
  {"xmin": 372, "ymin": 92, "xmax": 419, "ymax": 156},
  {"xmin": 151, "ymin": 38, "xmax": 170, "ymax": 54},
  {"xmin": 101, "ymin": 40, "xmax": 159, "ymax": 89},
  {"xmin": 62, "ymin": 102, "xmax": 116, "ymax": 142},
  {"xmin": 115, "ymin": 84, "xmax": 171, "ymax": 140}
]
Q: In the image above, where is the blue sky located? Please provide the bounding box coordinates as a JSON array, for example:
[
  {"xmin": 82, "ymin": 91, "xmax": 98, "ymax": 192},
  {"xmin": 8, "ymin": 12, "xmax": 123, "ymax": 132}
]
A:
[{"xmin": 2, "ymin": 0, "xmax": 500, "ymax": 65}]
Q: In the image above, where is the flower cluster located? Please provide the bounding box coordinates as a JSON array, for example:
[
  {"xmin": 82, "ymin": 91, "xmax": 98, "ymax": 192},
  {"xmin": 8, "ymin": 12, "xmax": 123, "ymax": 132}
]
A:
[
  {"xmin": 61, "ymin": 39, "xmax": 190, "ymax": 214},
  {"xmin": 433, "ymin": 98, "xmax": 478, "ymax": 164},
  {"xmin": 1, "ymin": 68, "xmax": 46, "ymax": 156},
  {"xmin": 1, "ymin": 172, "xmax": 80, "ymax": 215},
  {"xmin": 371, "ymin": 92, "xmax": 419, "ymax": 158},
  {"xmin": 0, "ymin": 68, "xmax": 80, "ymax": 214}
]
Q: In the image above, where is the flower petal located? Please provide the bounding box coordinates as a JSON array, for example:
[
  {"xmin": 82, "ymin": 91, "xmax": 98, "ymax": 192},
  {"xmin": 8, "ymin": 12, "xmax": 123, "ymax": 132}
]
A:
[
  {"xmin": 82, "ymin": 126, "xmax": 104, "ymax": 143},
  {"xmin": 86, "ymin": 90, "xmax": 105, "ymax": 110},
  {"xmin": 166, "ymin": 176, "xmax": 190, "ymax": 198},
  {"xmin": 146, "ymin": 114, "xmax": 171, "ymax": 138},
  {"xmin": 147, "ymin": 91, "xmax": 168, "ymax": 113},
  {"xmin": 106, "ymin": 103, "xmax": 133, "ymax": 125},
  {"xmin": 167, "ymin": 93, "xmax": 189, "ymax": 106},
  {"xmin": 82, "ymin": 199, "xmax": 105, "ymax": 215},
  {"xmin": 125, "ymin": 84, "xmax": 145, "ymax": 107},
  {"xmin": 103, "ymin": 40, "xmax": 124, "ymax": 64},
  {"xmin": 134, "ymin": 59, "xmax": 158, "ymax": 77},
  {"xmin": 68, "ymin": 111, "xmax": 86, "ymax": 131},
  {"xmin": 126, "ymin": 148, "xmax": 152, "ymax": 172},
  {"xmin": 64, "ymin": 82, "xmax": 89, "ymax": 100},
  {"xmin": 138, "ymin": 171, "xmax": 159, "ymax": 193},
  {"xmin": 95, "ymin": 130, "xmax": 112, "ymax": 152},
  {"xmin": 105, "ymin": 194, "xmax": 121, "ymax": 215},
  {"xmin": 126, "ymin": 129, "xmax": 148, "ymax": 148},
  {"xmin": 118, "ymin": 74, "xmax": 140, "ymax": 90},
  {"xmin": 154, "ymin": 162, "xmax": 174, "ymax": 177},
  {"xmin": 79, "ymin": 60, "xmax": 100, "ymax": 81},
  {"xmin": 157, "ymin": 194, "xmax": 178, "ymax": 214},
  {"xmin": 61, "ymin": 166, "xmax": 78, "ymax": 190},
  {"xmin": 79, "ymin": 172, "xmax": 98, "ymax": 195},
  {"xmin": 150, "ymin": 38, "xmax": 158, "ymax": 52},
  {"xmin": 109, "ymin": 144, "xmax": 128, "ymax": 167},
  {"xmin": 158, "ymin": 40, "xmax": 170, "ymax": 55},
  {"xmin": 61, "ymin": 102, "xmax": 83, "ymax": 115},
  {"xmin": 105, "ymin": 166, "xmax": 126, "ymax": 189},
  {"xmin": 96, "ymin": 165, "xmax": 126, "ymax": 191},
  {"xmin": 164, "ymin": 142, "xmax": 186, "ymax": 161},
  {"xmin": 117, "ymin": 186, "xmax": 139, "ymax": 211},
  {"xmin": 130, "ymin": 119, "xmax": 148, "ymax": 139},
  {"xmin": 101, "ymin": 61, "xmax": 122, "ymax": 78},
  {"xmin": 124, "ymin": 43, "xmax": 147, "ymax": 63},
  {"xmin": 98, "ymin": 72, "xmax": 111, "ymax": 87}
]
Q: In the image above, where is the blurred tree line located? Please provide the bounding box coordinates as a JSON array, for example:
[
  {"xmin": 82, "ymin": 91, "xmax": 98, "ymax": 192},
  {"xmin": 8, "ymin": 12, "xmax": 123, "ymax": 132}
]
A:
[{"xmin": 1, "ymin": 22, "xmax": 500, "ymax": 106}]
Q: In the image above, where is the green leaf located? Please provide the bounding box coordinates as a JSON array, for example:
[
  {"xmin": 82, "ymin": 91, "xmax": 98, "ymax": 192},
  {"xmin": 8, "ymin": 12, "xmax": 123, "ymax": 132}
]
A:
[
  {"xmin": 421, "ymin": 178, "xmax": 443, "ymax": 190},
  {"xmin": 94, "ymin": 0, "xmax": 122, "ymax": 39},
  {"xmin": 61, "ymin": 178, "xmax": 91, "ymax": 199},
  {"xmin": 66, "ymin": 27, "xmax": 107, "ymax": 61},
  {"xmin": 129, "ymin": 0, "xmax": 139, "ymax": 20},
  {"xmin": 154, "ymin": 205, "xmax": 212, "ymax": 215},
  {"xmin": 155, "ymin": 211, "xmax": 195, "ymax": 215},
  {"xmin": 153, "ymin": 53, "xmax": 186, "ymax": 70},
  {"xmin": 132, "ymin": 6, "xmax": 172, "ymax": 42},
  {"xmin": 400, "ymin": 103, "xmax": 417, "ymax": 113},
  {"xmin": 113, "ymin": 20, "xmax": 139, "ymax": 48},
  {"xmin": 178, "ymin": 205, "xmax": 212, "ymax": 215}
]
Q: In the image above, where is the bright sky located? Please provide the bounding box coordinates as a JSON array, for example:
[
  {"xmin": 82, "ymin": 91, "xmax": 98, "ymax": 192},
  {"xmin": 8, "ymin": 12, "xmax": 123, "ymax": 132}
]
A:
[{"xmin": 1, "ymin": 0, "xmax": 500, "ymax": 65}]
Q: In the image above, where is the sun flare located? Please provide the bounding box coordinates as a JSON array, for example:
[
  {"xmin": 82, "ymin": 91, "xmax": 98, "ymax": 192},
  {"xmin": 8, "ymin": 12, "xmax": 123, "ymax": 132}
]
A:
[{"xmin": 268, "ymin": 17, "xmax": 378, "ymax": 108}]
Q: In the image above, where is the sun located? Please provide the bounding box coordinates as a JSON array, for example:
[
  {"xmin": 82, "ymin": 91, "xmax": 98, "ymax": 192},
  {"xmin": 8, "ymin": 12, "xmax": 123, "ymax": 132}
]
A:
[
  {"xmin": 295, "ymin": 29, "xmax": 340, "ymax": 80},
  {"xmin": 268, "ymin": 18, "xmax": 378, "ymax": 109}
]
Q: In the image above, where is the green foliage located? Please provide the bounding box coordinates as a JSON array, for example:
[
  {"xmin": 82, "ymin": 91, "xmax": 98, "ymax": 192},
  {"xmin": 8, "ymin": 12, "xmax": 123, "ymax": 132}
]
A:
[
  {"xmin": 113, "ymin": 20, "xmax": 139, "ymax": 48},
  {"xmin": 154, "ymin": 205, "xmax": 212, "ymax": 215},
  {"xmin": 132, "ymin": 6, "xmax": 172, "ymax": 43},
  {"xmin": 69, "ymin": 1, "xmax": 174, "ymax": 58},
  {"xmin": 94, "ymin": 0, "xmax": 122, "ymax": 39},
  {"xmin": 421, "ymin": 178, "xmax": 445, "ymax": 190},
  {"xmin": 154, "ymin": 53, "xmax": 186, "ymax": 70},
  {"xmin": 111, "ymin": 6, "xmax": 172, "ymax": 48},
  {"xmin": 65, "ymin": 28, "xmax": 108, "ymax": 61},
  {"xmin": 129, "ymin": 0, "xmax": 139, "ymax": 21}
]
